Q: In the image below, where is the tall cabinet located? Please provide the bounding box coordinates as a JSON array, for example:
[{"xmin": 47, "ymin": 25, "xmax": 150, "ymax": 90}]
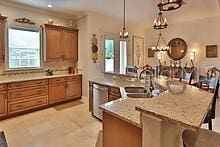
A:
[
  {"xmin": 0, "ymin": 16, "xmax": 7, "ymax": 61},
  {"xmin": 44, "ymin": 24, "xmax": 78, "ymax": 61}
]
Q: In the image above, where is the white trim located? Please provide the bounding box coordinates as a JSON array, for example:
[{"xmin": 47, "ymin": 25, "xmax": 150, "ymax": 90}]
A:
[{"xmin": 6, "ymin": 25, "xmax": 42, "ymax": 70}]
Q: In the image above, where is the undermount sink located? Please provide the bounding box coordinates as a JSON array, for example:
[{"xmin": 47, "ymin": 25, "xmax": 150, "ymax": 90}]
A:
[
  {"xmin": 124, "ymin": 87, "xmax": 147, "ymax": 93},
  {"xmin": 124, "ymin": 87, "xmax": 152, "ymax": 98},
  {"xmin": 127, "ymin": 93, "xmax": 152, "ymax": 98}
]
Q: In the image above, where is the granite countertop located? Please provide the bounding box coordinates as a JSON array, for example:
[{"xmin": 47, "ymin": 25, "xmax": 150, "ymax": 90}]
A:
[
  {"xmin": 91, "ymin": 77, "xmax": 213, "ymax": 130},
  {"xmin": 0, "ymin": 73, "xmax": 82, "ymax": 84}
]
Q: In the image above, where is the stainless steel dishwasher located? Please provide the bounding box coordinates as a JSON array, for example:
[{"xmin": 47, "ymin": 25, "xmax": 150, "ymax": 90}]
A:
[{"xmin": 93, "ymin": 84, "xmax": 108, "ymax": 120}]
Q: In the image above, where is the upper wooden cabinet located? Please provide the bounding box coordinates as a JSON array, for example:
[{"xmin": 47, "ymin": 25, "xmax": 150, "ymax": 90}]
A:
[
  {"xmin": 44, "ymin": 24, "xmax": 78, "ymax": 61},
  {"xmin": 63, "ymin": 29, "xmax": 78, "ymax": 61},
  {"xmin": 45, "ymin": 26, "xmax": 63, "ymax": 59},
  {"xmin": 0, "ymin": 16, "xmax": 7, "ymax": 61}
]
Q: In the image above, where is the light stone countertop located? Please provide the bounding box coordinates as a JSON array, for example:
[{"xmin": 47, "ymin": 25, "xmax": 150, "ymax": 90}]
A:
[
  {"xmin": 91, "ymin": 77, "xmax": 213, "ymax": 130},
  {"xmin": 0, "ymin": 73, "xmax": 82, "ymax": 84}
]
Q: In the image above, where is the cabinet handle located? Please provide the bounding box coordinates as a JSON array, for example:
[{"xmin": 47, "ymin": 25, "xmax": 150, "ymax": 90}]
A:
[
  {"xmin": 36, "ymin": 82, "xmax": 43, "ymax": 84},
  {"xmin": 37, "ymin": 90, "xmax": 43, "ymax": 93},
  {"xmin": 16, "ymin": 93, "xmax": 22, "ymax": 96},
  {"xmin": 16, "ymin": 105, "xmax": 23, "ymax": 108},
  {"xmin": 37, "ymin": 100, "xmax": 43, "ymax": 103},
  {"xmin": 15, "ymin": 84, "xmax": 22, "ymax": 87}
]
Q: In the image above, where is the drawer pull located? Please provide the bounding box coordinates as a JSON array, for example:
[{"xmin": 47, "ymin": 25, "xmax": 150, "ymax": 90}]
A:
[
  {"xmin": 36, "ymin": 82, "xmax": 43, "ymax": 84},
  {"xmin": 16, "ymin": 93, "xmax": 22, "ymax": 96},
  {"xmin": 37, "ymin": 90, "xmax": 43, "ymax": 93},
  {"xmin": 37, "ymin": 100, "xmax": 43, "ymax": 103},
  {"xmin": 16, "ymin": 105, "xmax": 24, "ymax": 108}
]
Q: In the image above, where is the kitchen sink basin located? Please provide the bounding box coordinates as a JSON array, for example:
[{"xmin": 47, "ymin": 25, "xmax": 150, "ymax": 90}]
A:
[
  {"xmin": 127, "ymin": 93, "xmax": 152, "ymax": 98},
  {"xmin": 124, "ymin": 87, "xmax": 147, "ymax": 93}
]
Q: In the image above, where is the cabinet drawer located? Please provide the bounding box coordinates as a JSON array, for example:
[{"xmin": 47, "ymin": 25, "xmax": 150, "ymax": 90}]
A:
[
  {"xmin": 66, "ymin": 75, "xmax": 82, "ymax": 82},
  {"xmin": 8, "ymin": 86, "xmax": 48, "ymax": 102},
  {"xmin": 8, "ymin": 96, "xmax": 48, "ymax": 114},
  {"xmin": 108, "ymin": 94, "xmax": 121, "ymax": 102},
  {"xmin": 49, "ymin": 77, "xmax": 66, "ymax": 84},
  {"xmin": 109, "ymin": 87, "xmax": 121, "ymax": 96},
  {"xmin": 8, "ymin": 79, "xmax": 48, "ymax": 90},
  {"xmin": 0, "ymin": 84, "xmax": 7, "ymax": 91}
]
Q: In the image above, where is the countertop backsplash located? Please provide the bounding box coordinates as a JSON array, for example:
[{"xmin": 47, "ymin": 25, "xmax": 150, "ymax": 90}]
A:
[{"xmin": 0, "ymin": 60, "xmax": 77, "ymax": 79}]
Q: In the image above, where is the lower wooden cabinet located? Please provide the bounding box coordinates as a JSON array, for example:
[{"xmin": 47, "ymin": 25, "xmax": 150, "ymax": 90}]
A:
[
  {"xmin": 49, "ymin": 82, "xmax": 67, "ymax": 104},
  {"xmin": 109, "ymin": 86, "xmax": 121, "ymax": 101},
  {"xmin": 0, "ymin": 91, "xmax": 7, "ymax": 117},
  {"xmin": 8, "ymin": 96, "xmax": 48, "ymax": 114},
  {"xmin": 66, "ymin": 77, "xmax": 82, "ymax": 99},
  {"xmin": 0, "ymin": 75, "xmax": 82, "ymax": 119}
]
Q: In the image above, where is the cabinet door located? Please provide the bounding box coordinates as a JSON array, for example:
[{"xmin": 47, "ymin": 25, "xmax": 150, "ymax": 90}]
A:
[
  {"xmin": 46, "ymin": 27, "xmax": 62, "ymax": 59},
  {"xmin": 62, "ymin": 30, "xmax": 78, "ymax": 61},
  {"xmin": 67, "ymin": 80, "xmax": 82, "ymax": 99},
  {"xmin": 0, "ymin": 91, "xmax": 7, "ymax": 117},
  {"xmin": 49, "ymin": 83, "xmax": 66, "ymax": 104},
  {"xmin": 0, "ymin": 20, "xmax": 5, "ymax": 61}
]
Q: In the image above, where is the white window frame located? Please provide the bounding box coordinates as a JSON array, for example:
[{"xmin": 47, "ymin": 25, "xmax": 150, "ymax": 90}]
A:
[{"xmin": 6, "ymin": 26, "xmax": 42, "ymax": 70}]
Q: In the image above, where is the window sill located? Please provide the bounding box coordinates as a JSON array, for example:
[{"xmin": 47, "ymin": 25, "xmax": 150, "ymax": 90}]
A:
[{"xmin": 4, "ymin": 68, "xmax": 44, "ymax": 73}]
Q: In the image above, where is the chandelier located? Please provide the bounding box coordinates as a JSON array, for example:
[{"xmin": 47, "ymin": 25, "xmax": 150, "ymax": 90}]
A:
[
  {"xmin": 158, "ymin": 0, "xmax": 183, "ymax": 11},
  {"xmin": 153, "ymin": 11, "xmax": 168, "ymax": 30},
  {"xmin": 151, "ymin": 31, "xmax": 170, "ymax": 52},
  {"xmin": 120, "ymin": 0, "xmax": 128, "ymax": 39}
]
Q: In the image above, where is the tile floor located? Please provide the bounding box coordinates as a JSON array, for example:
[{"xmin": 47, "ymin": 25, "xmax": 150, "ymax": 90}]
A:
[
  {"xmin": 0, "ymin": 98, "xmax": 101, "ymax": 147},
  {"xmin": 0, "ymin": 98, "xmax": 220, "ymax": 147}
]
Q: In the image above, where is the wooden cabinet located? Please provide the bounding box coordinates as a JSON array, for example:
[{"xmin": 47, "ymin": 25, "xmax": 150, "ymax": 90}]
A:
[
  {"xmin": 8, "ymin": 96, "xmax": 48, "ymax": 114},
  {"xmin": 66, "ymin": 75, "xmax": 82, "ymax": 99},
  {"xmin": 89, "ymin": 82, "xmax": 93, "ymax": 112},
  {"xmin": 44, "ymin": 24, "xmax": 78, "ymax": 61},
  {"xmin": 8, "ymin": 79, "xmax": 48, "ymax": 90},
  {"xmin": 103, "ymin": 112, "xmax": 142, "ymax": 147},
  {"xmin": 0, "ymin": 91, "xmax": 7, "ymax": 117},
  {"xmin": 8, "ymin": 85, "xmax": 48, "ymax": 102},
  {"xmin": 63, "ymin": 29, "xmax": 78, "ymax": 61},
  {"xmin": 0, "ymin": 16, "xmax": 7, "ymax": 61},
  {"xmin": 49, "ymin": 78, "xmax": 66, "ymax": 104},
  {"xmin": 7, "ymin": 79, "xmax": 48, "ymax": 114},
  {"xmin": 0, "ymin": 75, "xmax": 82, "ymax": 118},
  {"xmin": 45, "ymin": 25, "xmax": 63, "ymax": 59},
  {"xmin": 108, "ymin": 86, "xmax": 121, "ymax": 101}
]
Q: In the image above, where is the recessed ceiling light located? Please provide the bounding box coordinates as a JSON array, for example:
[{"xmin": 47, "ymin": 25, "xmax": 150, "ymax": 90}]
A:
[{"xmin": 48, "ymin": 4, "xmax": 52, "ymax": 8}]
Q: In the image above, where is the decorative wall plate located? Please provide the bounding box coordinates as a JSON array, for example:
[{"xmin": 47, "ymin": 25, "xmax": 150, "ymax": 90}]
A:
[{"xmin": 167, "ymin": 38, "xmax": 187, "ymax": 60}]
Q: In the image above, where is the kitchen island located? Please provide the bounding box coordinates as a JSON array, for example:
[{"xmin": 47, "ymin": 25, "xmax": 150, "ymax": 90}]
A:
[{"xmin": 90, "ymin": 76, "xmax": 213, "ymax": 147}]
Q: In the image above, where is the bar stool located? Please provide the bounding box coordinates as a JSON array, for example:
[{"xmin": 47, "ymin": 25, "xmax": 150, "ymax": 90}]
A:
[
  {"xmin": 182, "ymin": 128, "xmax": 220, "ymax": 147},
  {"xmin": 0, "ymin": 131, "xmax": 8, "ymax": 147},
  {"xmin": 203, "ymin": 79, "xmax": 219, "ymax": 130}
]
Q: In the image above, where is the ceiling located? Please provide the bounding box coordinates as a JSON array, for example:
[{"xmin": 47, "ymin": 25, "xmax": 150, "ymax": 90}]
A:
[{"xmin": 4, "ymin": 0, "xmax": 220, "ymax": 26}]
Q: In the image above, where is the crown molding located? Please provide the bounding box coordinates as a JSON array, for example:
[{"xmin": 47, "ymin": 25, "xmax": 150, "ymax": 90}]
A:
[{"xmin": 0, "ymin": 0, "xmax": 84, "ymax": 20}]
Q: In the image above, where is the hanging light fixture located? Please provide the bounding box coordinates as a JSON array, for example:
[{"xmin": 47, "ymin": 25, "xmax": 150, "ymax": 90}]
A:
[
  {"xmin": 153, "ymin": 11, "xmax": 168, "ymax": 30},
  {"xmin": 158, "ymin": 0, "xmax": 183, "ymax": 11},
  {"xmin": 151, "ymin": 31, "xmax": 170, "ymax": 52},
  {"xmin": 120, "ymin": 0, "xmax": 128, "ymax": 39}
]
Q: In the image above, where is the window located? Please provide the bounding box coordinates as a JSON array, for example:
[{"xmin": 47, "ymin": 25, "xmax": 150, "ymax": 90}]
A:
[
  {"xmin": 105, "ymin": 39, "xmax": 115, "ymax": 73},
  {"xmin": 8, "ymin": 27, "xmax": 41, "ymax": 69},
  {"xmin": 120, "ymin": 41, "xmax": 127, "ymax": 74}
]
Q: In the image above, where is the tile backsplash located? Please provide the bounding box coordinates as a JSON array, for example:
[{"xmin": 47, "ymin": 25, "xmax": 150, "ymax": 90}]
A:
[{"xmin": 0, "ymin": 60, "xmax": 76, "ymax": 76}]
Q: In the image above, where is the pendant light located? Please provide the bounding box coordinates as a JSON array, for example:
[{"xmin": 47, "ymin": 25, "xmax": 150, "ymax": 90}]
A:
[
  {"xmin": 153, "ymin": 11, "xmax": 168, "ymax": 30},
  {"xmin": 151, "ymin": 31, "xmax": 169, "ymax": 52},
  {"xmin": 120, "ymin": 0, "xmax": 128, "ymax": 39},
  {"xmin": 158, "ymin": 0, "xmax": 183, "ymax": 11}
]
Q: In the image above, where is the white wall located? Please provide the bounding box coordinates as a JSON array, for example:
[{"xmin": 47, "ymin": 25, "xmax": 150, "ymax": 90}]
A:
[
  {"xmin": 77, "ymin": 12, "xmax": 147, "ymax": 97},
  {"xmin": 0, "ymin": 2, "xmax": 73, "ymax": 29},
  {"xmin": 145, "ymin": 15, "xmax": 220, "ymax": 75},
  {"xmin": 0, "ymin": 3, "xmax": 77, "ymax": 72},
  {"xmin": 77, "ymin": 16, "xmax": 89, "ymax": 98}
]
